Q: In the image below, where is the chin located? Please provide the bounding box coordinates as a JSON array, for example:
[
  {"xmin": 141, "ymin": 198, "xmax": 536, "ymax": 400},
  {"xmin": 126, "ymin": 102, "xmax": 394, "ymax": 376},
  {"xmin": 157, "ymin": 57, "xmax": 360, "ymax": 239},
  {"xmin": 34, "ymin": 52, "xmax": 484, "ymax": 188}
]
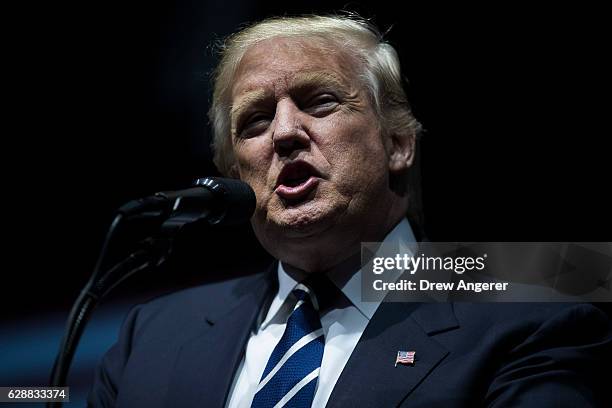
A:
[
  {"xmin": 275, "ymin": 209, "xmax": 333, "ymax": 237},
  {"xmin": 259, "ymin": 199, "xmax": 341, "ymax": 238}
]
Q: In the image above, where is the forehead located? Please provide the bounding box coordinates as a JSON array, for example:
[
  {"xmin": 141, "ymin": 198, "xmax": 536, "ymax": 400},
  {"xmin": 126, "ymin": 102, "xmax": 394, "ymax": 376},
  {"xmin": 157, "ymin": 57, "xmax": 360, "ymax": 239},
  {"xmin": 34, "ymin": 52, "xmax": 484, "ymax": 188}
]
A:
[{"xmin": 230, "ymin": 37, "xmax": 360, "ymax": 101}]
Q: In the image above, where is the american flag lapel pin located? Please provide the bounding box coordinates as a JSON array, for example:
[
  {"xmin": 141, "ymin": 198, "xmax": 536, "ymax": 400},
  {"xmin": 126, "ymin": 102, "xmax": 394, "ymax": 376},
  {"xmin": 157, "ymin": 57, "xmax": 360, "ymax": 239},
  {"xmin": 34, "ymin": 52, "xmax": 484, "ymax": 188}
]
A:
[{"xmin": 395, "ymin": 350, "xmax": 416, "ymax": 367}]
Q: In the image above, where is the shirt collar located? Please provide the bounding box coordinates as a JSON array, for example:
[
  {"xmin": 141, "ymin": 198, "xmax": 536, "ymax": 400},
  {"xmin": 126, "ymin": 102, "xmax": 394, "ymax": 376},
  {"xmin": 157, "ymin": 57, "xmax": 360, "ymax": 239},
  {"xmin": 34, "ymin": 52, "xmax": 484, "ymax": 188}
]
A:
[
  {"xmin": 259, "ymin": 263, "xmax": 300, "ymax": 330},
  {"xmin": 262, "ymin": 218, "xmax": 416, "ymax": 328},
  {"xmin": 327, "ymin": 218, "xmax": 416, "ymax": 320}
]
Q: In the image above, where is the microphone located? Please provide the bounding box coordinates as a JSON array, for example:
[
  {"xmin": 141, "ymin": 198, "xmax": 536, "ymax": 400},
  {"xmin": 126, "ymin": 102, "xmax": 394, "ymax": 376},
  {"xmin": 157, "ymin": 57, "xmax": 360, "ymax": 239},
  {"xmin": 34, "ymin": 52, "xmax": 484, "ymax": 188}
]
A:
[{"xmin": 118, "ymin": 177, "xmax": 256, "ymax": 226}]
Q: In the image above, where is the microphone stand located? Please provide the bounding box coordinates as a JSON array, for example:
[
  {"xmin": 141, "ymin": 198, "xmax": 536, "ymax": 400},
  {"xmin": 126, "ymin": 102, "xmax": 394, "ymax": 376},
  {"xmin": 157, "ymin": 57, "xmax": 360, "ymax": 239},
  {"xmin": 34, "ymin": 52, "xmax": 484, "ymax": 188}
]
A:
[
  {"xmin": 48, "ymin": 208, "xmax": 203, "ymax": 408},
  {"xmin": 47, "ymin": 177, "xmax": 255, "ymax": 407}
]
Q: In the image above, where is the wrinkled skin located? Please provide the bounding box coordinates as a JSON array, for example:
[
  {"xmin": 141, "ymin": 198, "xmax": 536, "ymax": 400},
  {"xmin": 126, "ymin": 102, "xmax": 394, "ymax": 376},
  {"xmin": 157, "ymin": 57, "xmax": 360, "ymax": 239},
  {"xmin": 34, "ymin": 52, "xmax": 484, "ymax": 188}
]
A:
[{"xmin": 229, "ymin": 37, "xmax": 414, "ymax": 274}]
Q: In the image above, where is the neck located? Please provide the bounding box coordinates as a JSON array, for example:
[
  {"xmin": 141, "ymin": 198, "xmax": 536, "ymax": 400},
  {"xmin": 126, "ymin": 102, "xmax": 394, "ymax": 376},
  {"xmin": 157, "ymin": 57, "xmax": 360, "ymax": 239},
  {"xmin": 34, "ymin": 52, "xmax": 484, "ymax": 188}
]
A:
[
  {"xmin": 282, "ymin": 250, "xmax": 362, "ymax": 282},
  {"xmin": 281, "ymin": 212, "xmax": 406, "ymax": 277}
]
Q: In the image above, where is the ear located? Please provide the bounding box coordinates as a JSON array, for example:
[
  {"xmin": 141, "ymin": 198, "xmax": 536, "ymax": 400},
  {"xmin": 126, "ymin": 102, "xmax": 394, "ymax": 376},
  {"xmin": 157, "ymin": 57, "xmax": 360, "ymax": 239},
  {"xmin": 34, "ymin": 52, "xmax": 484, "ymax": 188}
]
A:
[{"xmin": 387, "ymin": 130, "xmax": 416, "ymax": 174}]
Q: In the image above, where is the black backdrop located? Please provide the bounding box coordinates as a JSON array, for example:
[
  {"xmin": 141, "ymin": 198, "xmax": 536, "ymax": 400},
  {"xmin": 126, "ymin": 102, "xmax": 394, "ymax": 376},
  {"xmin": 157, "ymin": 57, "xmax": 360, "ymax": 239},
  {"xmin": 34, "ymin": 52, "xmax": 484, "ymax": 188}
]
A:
[{"xmin": 5, "ymin": 1, "xmax": 610, "ymax": 321}]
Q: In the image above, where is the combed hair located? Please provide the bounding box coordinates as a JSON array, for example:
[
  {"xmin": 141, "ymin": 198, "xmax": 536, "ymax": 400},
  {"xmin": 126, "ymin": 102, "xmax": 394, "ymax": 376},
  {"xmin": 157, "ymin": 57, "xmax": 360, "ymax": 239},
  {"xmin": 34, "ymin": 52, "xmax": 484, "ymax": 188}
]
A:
[{"xmin": 208, "ymin": 13, "xmax": 425, "ymax": 236}]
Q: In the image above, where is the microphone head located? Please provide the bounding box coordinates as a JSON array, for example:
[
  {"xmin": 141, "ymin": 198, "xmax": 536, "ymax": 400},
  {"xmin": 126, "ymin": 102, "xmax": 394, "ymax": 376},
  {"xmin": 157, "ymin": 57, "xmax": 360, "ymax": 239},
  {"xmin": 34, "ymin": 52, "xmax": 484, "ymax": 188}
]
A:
[{"xmin": 193, "ymin": 177, "xmax": 256, "ymax": 226}]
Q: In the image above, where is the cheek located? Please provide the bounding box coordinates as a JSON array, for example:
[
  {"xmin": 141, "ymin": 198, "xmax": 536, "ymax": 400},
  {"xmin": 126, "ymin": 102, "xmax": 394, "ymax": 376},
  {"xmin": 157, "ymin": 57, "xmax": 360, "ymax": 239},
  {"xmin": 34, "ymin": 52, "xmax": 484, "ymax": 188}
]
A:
[
  {"xmin": 233, "ymin": 139, "xmax": 274, "ymax": 202},
  {"xmin": 316, "ymin": 116, "xmax": 387, "ymax": 184},
  {"xmin": 233, "ymin": 138, "xmax": 271, "ymax": 177}
]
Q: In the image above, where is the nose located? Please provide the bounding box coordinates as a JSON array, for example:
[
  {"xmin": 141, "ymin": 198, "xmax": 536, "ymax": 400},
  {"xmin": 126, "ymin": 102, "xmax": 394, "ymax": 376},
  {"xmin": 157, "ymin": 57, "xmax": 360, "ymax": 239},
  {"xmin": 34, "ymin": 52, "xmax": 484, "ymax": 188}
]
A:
[{"xmin": 272, "ymin": 99, "xmax": 310, "ymax": 157}]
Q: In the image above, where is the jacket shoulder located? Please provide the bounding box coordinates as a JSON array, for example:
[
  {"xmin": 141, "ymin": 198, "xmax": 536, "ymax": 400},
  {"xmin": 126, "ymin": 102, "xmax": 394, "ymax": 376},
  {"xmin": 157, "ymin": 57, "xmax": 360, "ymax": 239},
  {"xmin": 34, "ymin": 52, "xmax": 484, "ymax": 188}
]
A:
[{"xmin": 452, "ymin": 302, "xmax": 608, "ymax": 331}]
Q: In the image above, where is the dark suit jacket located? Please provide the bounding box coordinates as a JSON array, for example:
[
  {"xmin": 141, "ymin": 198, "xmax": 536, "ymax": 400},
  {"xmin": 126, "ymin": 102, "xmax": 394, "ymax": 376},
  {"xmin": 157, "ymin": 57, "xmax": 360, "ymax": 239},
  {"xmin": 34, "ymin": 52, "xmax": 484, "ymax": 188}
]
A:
[{"xmin": 88, "ymin": 264, "xmax": 612, "ymax": 407}]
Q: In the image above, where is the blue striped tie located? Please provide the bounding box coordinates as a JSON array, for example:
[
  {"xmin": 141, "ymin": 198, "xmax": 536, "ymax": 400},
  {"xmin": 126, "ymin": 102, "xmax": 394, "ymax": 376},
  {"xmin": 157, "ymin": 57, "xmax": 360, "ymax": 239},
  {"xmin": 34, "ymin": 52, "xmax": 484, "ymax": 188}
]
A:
[{"xmin": 251, "ymin": 283, "xmax": 325, "ymax": 408}]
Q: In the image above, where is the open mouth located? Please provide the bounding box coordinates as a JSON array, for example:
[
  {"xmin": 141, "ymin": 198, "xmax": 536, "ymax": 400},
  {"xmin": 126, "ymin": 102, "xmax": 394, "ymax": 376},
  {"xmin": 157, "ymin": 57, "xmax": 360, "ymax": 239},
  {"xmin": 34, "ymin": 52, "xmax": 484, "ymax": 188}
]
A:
[{"xmin": 275, "ymin": 160, "xmax": 321, "ymax": 201}]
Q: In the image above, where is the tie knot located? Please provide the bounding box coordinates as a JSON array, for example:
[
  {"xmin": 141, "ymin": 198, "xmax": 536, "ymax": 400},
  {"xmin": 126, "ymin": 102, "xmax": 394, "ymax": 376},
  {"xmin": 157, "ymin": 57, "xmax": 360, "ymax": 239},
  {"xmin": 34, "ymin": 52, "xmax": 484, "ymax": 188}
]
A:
[
  {"xmin": 292, "ymin": 283, "xmax": 318, "ymax": 311},
  {"xmin": 293, "ymin": 274, "xmax": 344, "ymax": 314}
]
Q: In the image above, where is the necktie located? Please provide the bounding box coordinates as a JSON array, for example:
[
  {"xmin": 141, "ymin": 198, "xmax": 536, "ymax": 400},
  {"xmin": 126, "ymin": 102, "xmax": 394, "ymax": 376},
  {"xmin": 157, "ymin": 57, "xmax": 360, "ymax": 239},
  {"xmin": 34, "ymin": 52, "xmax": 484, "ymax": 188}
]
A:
[{"xmin": 251, "ymin": 282, "xmax": 325, "ymax": 408}]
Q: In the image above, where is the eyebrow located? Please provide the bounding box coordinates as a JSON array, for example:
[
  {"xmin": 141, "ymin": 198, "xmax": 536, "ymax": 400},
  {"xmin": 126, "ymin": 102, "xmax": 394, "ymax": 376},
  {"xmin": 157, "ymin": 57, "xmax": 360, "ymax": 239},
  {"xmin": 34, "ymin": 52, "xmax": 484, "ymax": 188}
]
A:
[
  {"xmin": 230, "ymin": 88, "xmax": 269, "ymax": 124},
  {"xmin": 230, "ymin": 71, "xmax": 350, "ymax": 125},
  {"xmin": 291, "ymin": 71, "xmax": 348, "ymax": 93}
]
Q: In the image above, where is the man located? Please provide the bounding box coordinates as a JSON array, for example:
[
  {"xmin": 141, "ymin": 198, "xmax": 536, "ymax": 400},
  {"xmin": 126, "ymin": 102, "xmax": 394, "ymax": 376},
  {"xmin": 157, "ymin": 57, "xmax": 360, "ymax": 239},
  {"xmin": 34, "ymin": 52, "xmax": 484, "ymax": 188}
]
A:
[{"xmin": 89, "ymin": 14, "xmax": 611, "ymax": 407}]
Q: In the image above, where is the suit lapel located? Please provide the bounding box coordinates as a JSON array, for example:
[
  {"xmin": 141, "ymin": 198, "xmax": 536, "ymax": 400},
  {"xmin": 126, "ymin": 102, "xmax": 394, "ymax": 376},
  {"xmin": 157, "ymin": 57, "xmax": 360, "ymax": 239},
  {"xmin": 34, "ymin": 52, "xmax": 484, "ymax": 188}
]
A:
[
  {"xmin": 164, "ymin": 267, "xmax": 276, "ymax": 408},
  {"xmin": 326, "ymin": 302, "xmax": 459, "ymax": 407}
]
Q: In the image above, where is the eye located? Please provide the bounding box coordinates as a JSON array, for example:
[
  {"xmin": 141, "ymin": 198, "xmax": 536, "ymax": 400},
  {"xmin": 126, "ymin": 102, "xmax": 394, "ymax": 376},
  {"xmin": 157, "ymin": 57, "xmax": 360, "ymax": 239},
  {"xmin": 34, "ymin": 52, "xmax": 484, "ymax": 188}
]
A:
[
  {"xmin": 238, "ymin": 113, "xmax": 271, "ymax": 138},
  {"xmin": 303, "ymin": 93, "xmax": 339, "ymax": 116}
]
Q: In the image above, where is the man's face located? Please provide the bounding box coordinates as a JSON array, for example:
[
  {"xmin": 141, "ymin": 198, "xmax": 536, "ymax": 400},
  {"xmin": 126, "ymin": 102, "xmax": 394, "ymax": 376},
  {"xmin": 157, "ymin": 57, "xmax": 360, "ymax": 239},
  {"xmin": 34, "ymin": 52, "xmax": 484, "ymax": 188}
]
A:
[{"xmin": 229, "ymin": 37, "xmax": 395, "ymax": 265}]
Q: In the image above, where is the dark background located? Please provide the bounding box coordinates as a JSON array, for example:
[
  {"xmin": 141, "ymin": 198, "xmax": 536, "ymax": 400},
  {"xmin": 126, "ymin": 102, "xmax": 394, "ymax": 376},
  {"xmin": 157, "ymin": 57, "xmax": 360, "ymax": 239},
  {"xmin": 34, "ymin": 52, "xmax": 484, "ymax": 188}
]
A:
[{"xmin": 3, "ymin": 0, "xmax": 610, "ymax": 401}]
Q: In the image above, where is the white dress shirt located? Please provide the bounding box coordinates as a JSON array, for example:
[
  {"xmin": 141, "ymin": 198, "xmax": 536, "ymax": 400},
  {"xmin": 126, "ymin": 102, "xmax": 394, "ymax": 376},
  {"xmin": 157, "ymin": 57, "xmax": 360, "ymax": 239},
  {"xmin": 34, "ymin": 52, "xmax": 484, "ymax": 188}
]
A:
[{"xmin": 226, "ymin": 219, "xmax": 416, "ymax": 408}]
